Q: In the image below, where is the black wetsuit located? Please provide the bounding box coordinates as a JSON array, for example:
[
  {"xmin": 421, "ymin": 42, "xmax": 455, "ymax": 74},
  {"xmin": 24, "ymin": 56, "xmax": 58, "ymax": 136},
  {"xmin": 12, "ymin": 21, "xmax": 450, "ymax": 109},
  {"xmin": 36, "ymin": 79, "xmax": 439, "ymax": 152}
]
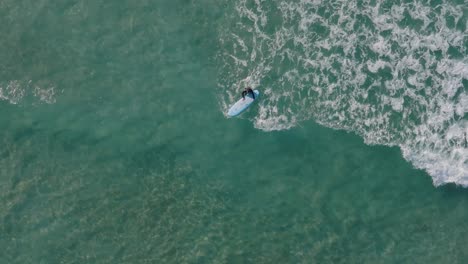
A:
[{"xmin": 242, "ymin": 88, "xmax": 255, "ymax": 100}]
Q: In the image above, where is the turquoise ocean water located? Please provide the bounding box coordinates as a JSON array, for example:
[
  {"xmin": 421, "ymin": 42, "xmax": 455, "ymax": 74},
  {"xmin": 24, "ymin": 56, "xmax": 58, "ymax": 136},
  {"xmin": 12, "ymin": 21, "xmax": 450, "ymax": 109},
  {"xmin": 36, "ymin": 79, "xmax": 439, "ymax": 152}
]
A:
[{"xmin": 1, "ymin": 0, "xmax": 467, "ymax": 263}]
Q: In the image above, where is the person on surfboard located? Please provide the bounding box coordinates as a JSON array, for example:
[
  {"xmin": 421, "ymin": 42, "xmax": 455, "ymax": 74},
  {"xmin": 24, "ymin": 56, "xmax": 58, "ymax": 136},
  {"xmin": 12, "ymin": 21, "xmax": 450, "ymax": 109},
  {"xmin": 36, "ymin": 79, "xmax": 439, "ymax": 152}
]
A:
[{"xmin": 242, "ymin": 87, "xmax": 255, "ymax": 100}]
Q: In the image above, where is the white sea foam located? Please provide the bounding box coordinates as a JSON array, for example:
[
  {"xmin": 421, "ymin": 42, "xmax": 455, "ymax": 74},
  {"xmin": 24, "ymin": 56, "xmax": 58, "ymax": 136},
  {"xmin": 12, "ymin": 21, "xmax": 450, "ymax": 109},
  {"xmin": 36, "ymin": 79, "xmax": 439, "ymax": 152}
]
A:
[
  {"xmin": 0, "ymin": 80, "xmax": 57, "ymax": 105},
  {"xmin": 218, "ymin": 0, "xmax": 468, "ymax": 186},
  {"xmin": 0, "ymin": 80, "xmax": 25, "ymax": 104},
  {"xmin": 367, "ymin": 60, "xmax": 389, "ymax": 73}
]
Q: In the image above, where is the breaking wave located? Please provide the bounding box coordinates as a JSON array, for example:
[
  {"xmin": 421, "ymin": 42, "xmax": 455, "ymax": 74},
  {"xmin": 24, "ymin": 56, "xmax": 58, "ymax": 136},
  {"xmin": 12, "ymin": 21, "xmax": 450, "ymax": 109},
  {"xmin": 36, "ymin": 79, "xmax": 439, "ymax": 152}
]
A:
[{"xmin": 218, "ymin": 0, "xmax": 468, "ymax": 186}]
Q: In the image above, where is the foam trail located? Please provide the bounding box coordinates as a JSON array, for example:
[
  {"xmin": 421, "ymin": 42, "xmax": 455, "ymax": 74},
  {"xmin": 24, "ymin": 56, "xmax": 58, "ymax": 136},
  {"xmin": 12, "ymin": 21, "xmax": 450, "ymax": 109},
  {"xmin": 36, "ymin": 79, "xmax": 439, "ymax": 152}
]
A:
[
  {"xmin": 0, "ymin": 80, "xmax": 56, "ymax": 105},
  {"xmin": 218, "ymin": 0, "xmax": 468, "ymax": 186}
]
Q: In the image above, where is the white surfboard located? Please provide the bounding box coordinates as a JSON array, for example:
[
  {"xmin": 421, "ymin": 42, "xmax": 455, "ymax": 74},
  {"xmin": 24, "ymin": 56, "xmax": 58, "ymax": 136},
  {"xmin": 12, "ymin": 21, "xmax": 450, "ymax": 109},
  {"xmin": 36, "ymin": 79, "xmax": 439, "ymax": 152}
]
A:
[{"xmin": 227, "ymin": 90, "xmax": 260, "ymax": 117}]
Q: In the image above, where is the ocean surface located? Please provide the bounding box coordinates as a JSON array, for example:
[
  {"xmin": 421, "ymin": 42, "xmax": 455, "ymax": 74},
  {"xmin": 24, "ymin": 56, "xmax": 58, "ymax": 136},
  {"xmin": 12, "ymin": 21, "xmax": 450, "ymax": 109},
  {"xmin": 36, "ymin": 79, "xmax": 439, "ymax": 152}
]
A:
[{"xmin": 1, "ymin": 0, "xmax": 467, "ymax": 263}]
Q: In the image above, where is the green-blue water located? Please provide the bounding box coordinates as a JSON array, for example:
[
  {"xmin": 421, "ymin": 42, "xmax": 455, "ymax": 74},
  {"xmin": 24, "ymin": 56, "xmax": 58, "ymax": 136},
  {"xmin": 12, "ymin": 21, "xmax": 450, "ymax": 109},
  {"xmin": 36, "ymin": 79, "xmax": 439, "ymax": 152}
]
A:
[{"xmin": 1, "ymin": 0, "xmax": 467, "ymax": 263}]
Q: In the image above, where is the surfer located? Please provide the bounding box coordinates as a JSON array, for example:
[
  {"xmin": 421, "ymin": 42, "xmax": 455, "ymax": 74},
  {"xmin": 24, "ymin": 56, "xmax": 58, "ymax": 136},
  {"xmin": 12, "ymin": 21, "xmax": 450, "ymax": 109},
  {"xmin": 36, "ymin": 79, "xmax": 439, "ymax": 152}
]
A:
[{"xmin": 242, "ymin": 87, "xmax": 255, "ymax": 100}]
